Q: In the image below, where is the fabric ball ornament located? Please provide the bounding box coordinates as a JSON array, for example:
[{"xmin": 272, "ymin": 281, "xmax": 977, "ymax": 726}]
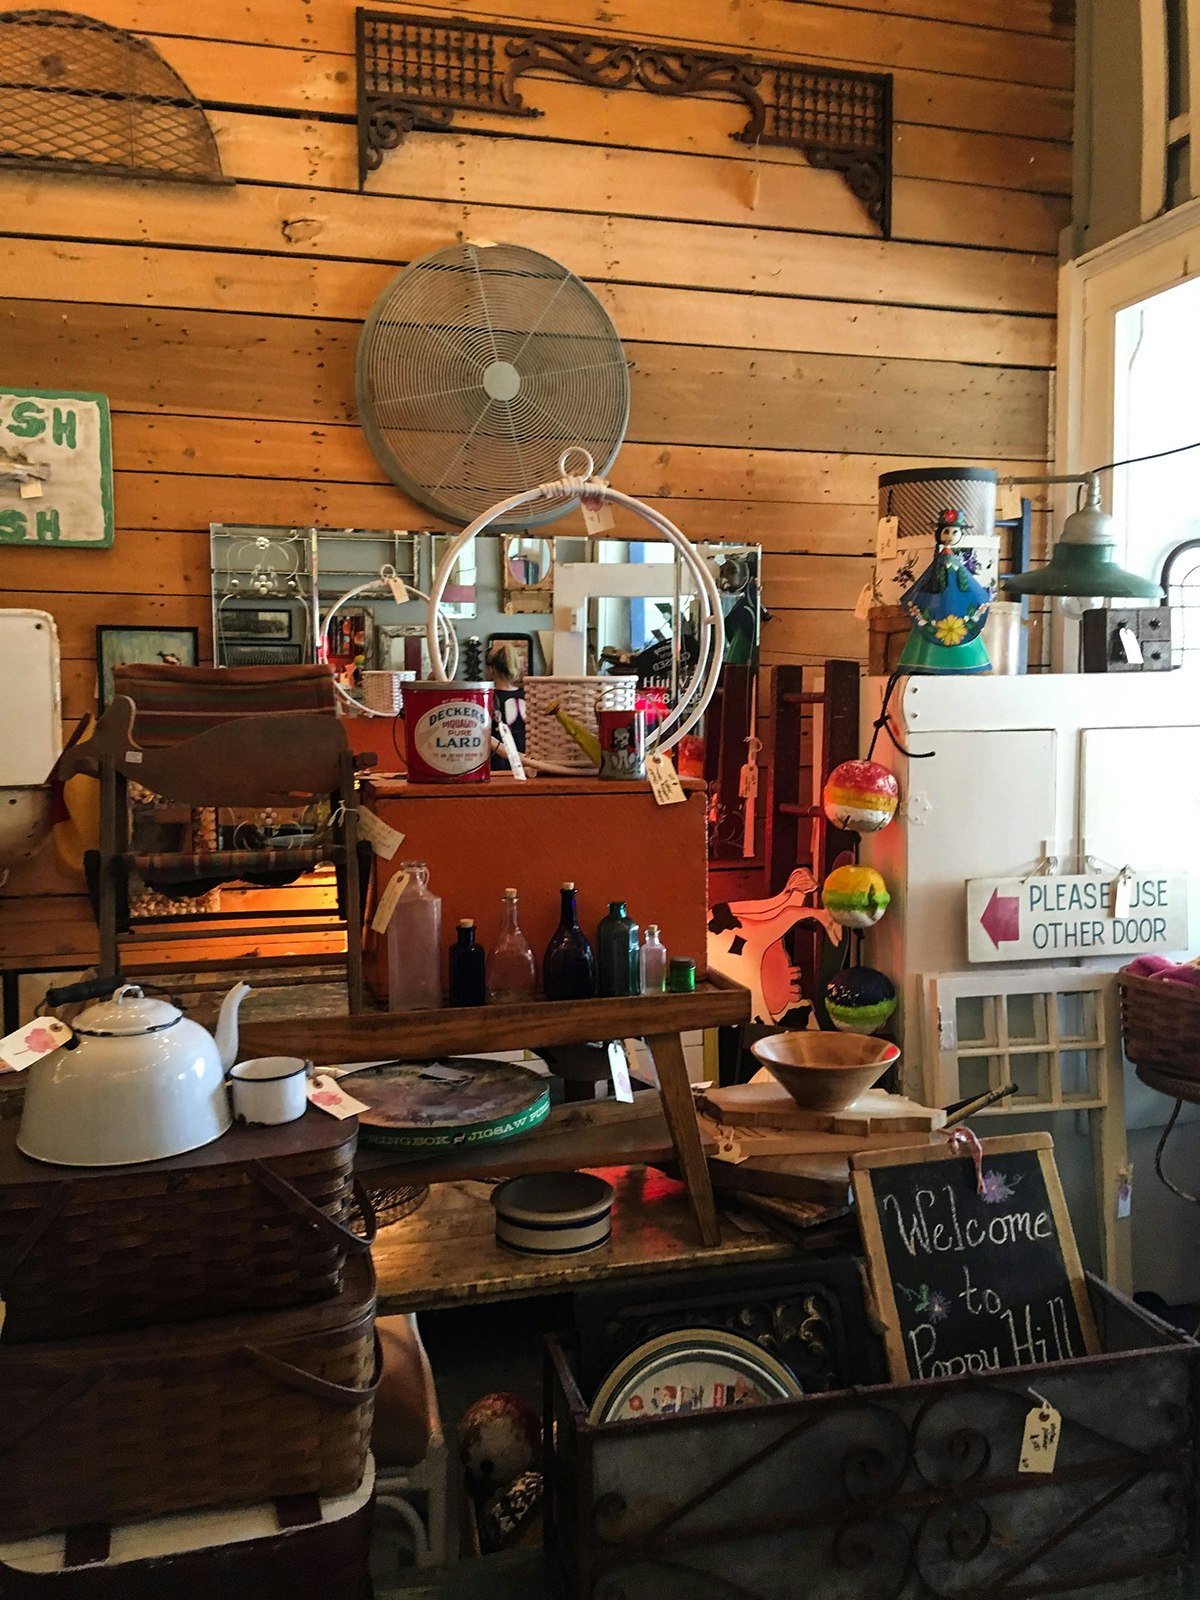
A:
[
  {"xmin": 825, "ymin": 967, "xmax": 897, "ymax": 1033},
  {"xmin": 822, "ymin": 760, "xmax": 899, "ymax": 834},
  {"xmin": 458, "ymin": 1392, "xmax": 540, "ymax": 1497},
  {"xmin": 821, "ymin": 865, "xmax": 890, "ymax": 929}
]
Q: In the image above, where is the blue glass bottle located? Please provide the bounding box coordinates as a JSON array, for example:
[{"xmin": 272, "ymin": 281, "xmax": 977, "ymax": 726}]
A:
[{"xmin": 542, "ymin": 883, "xmax": 596, "ymax": 1001}]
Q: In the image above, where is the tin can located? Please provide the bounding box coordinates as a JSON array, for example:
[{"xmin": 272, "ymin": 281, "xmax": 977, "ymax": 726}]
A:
[
  {"xmin": 598, "ymin": 708, "xmax": 646, "ymax": 781},
  {"xmin": 401, "ymin": 681, "xmax": 493, "ymax": 783}
]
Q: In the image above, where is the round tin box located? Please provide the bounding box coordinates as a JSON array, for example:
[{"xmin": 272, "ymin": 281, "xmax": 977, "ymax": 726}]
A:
[
  {"xmin": 401, "ymin": 681, "xmax": 493, "ymax": 782},
  {"xmin": 492, "ymin": 1171, "xmax": 614, "ymax": 1256}
]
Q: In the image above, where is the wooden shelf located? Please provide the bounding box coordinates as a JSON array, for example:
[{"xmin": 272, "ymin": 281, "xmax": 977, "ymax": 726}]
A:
[
  {"xmin": 238, "ymin": 981, "xmax": 748, "ymax": 1065},
  {"xmin": 370, "ymin": 1166, "xmax": 791, "ymax": 1316},
  {"xmin": 356, "ymin": 1091, "xmax": 711, "ymax": 1186},
  {"xmin": 240, "ymin": 981, "xmax": 752, "ymax": 1248}
]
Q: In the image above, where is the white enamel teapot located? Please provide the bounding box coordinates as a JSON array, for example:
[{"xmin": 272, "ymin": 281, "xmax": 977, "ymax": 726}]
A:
[{"xmin": 18, "ymin": 980, "xmax": 251, "ymax": 1167}]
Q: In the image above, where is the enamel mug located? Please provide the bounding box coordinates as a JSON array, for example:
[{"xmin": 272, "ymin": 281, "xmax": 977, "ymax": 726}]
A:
[{"xmin": 227, "ymin": 1057, "xmax": 310, "ymax": 1126}]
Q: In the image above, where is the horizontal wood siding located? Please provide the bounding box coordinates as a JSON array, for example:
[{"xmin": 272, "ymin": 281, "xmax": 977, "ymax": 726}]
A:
[{"xmin": 0, "ymin": 0, "xmax": 1068, "ymax": 716}]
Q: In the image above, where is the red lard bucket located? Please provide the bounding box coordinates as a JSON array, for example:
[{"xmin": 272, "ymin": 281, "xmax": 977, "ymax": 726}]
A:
[{"xmin": 402, "ymin": 681, "xmax": 493, "ymax": 783}]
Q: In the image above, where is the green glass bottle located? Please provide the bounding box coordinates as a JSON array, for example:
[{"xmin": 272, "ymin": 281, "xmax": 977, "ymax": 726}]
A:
[
  {"xmin": 667, "ymin": 957, "xmax": 696, "ymax": 994},
  {"xmin": 597, "ymin": 901, "xmax": 639, "ymax": 998}
]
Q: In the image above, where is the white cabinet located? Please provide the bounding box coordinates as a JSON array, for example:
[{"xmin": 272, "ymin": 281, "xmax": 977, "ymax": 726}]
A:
[{"xmin": 860, "ymin": 673, "xmax": 1200, "ymax": 1301}]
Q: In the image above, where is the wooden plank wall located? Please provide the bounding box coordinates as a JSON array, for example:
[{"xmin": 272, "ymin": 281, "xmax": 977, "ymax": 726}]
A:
[{"xmin": 0, "ymin": 0, "xmax": 1071, "ymax": 725}]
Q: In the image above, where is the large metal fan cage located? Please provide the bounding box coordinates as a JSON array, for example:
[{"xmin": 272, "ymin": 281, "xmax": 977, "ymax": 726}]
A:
[{"xmin": 355, "ymin": 241, "xmax": 630, "ymax": 529}]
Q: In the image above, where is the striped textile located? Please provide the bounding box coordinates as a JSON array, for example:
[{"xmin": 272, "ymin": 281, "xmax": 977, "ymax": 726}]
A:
[
  {"xmin": 112, "ymin": 664, "xmax": 336, "ymax": 749},
  {"xmin": 129, "ymin": 846, "xmax": 334, "ymax": 889}
]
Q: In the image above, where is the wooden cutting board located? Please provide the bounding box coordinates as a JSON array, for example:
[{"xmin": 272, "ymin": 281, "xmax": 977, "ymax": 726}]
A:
[{"xmin": 699, "ymin": 1079, "xmax": 945, "ymax": 1135}]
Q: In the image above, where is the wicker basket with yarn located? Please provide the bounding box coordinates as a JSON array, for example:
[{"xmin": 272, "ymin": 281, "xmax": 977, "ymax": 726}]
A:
[
  {"xmin": 523, "ymin": 675, "xmax": 637, "ymax": 775},
  {"xmin": 1117, "ymin": 968, "xmax": 1200, "ymax": 1086}
]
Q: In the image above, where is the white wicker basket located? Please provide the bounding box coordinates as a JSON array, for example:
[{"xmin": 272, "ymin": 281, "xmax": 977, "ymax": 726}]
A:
[
  {"xmin": 362, "ymin": 670, "xmax": 414, "ymax": 715},
  {"xmin": 524, "ymin": 675, "xmax": 637, "ymax": 775}
]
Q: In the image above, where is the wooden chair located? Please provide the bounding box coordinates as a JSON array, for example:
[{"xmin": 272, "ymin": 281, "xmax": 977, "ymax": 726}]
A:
[{"xmin": 56, "ymin": 665, "xmax": 370, "ymax": 1011}]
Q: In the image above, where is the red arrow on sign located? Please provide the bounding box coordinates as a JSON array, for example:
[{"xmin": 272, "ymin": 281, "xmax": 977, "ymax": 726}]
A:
[{"xmin": 980, "ymin": 888, "xmax": 1020, "ymax": 950}]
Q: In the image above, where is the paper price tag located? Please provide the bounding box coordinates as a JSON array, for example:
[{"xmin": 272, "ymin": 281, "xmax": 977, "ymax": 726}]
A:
[
  {"xmin": 738, "ymin": 762, "xmax": 759, "ymax": 800},
  {"xmin": 497, "ymin": 721, "xmax": 527, "ymax": 780},
  {"xmin": 607, "ymin": 1040, "xmax": 634, "ymax": 1103},
  {"xmin": 125, "ymin": 750, "xmax": 143, "ymax": 764},
  {"xmin": 1111, "ymin": 869, "xmax": 1133, "ymax": 919},
  {"xmin": 580, "ymin": 489, "xmax": 614, "ymax": 535},
  {"xmin": 370, "ymin": 870, "xmax": 411, "ymax": 934},
  {"xmin": 0, "ymin": 1016, "xmax": 74, "ymax": 1072},
  {"xmin": 877, "ymin": 515, "xmax": 899, "ymax": 560},
  {"xmin": 854, "ymin": 582, "xmax": 874, "ymax": 622},
  {"xmin": 1116, "ymin": 1163, "xmax": 1133, "ymax": 1219},
  {"xmin": 646, "ymin": 751, "xmax": 686, "ymax": 806},
  {"xmin": 357, "ymin": 807, "xmax": 405, "ymax": 860},
  {"xmin": 1116, "ymin": 624, "xmax": 1143, "ymax": 665},
  {"xmin": 308, "ymin": 1073, "xmax": 370, "ymax": 1120},
  {"xmin": 1018, "ymin": 1404, "xmax": 1061, "ymax": 1474},
  {"xmin": 18, "ymin": 479, "xmax": 42, "ymax": 499},
  {"xmin": 386, "ymin": 576, "xmax": 409, "ymax": 605}
]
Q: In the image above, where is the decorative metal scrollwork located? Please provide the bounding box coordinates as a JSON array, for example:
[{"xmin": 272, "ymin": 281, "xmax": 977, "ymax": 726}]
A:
[{"xmin": 356, "ymin": 7, "xmax": 892, "ymax": 234}]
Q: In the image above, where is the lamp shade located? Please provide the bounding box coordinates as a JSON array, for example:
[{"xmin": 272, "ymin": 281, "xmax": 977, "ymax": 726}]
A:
[
  {"xmin": 1002, "ymin": 472, "xmax": 1163, "ymax": 601},
  {"xmin": 1002, "ymin": 541, "xmax": 1162, "ymax": 600}
]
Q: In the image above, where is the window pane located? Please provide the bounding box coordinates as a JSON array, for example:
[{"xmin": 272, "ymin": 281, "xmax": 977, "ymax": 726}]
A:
[
  {"xmin": 956, "ymin": 1054, "xmax": 995, "ymax": 1101},
  {"xmin": 1007, "ymin": 993, "xmax": 1048, "ymax": 1043},
  {"xmin": 1058, "ymin": 992, "xmax": 1098, "ymax": 1044},
  {"xmin": 1059, "ymin": 1049, "xmax": 1098, "ymax": 1100},
  {"xmin": 956, "ymin": 995, "xmax": 996, "ymax": 1047},
  {"xmin": 1010, "ymin": 1052, "xmax": 1051, "ymax": 1103}
]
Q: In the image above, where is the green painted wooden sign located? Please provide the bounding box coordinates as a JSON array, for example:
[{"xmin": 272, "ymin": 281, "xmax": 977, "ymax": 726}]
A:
[{"xmin": 0, "ymin": 389, "xmax": 114, "ymax": 548}]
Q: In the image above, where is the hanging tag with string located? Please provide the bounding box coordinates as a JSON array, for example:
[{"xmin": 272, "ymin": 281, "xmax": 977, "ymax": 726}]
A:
[{"xmin": 580, "ymin": 477, "xmax": 614, "ymax": 536}]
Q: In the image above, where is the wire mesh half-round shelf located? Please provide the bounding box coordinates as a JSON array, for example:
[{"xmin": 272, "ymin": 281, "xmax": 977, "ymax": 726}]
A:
[{"xmin": 355, "ymin": 1182, "xmax": 430, "ymax": 1234}]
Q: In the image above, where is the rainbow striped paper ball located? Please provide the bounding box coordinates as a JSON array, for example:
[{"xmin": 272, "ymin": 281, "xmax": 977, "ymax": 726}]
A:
[
  {"xmin": 822, "ymin": 760, "xmax": 899, "ymax": 834},
  {"xmin": 821, "ymin": 864, "xmax": 891, "ymax": 929},
  {"xmin": 825, "ymin": 967, "xmax": 897, "ymax": 1033}
]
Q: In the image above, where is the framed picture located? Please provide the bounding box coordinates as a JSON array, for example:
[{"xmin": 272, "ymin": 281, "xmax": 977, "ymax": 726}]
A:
[
  {"xmin": 96, "ymin": 625, "xmax": 199, "ymax": 710},
  {"xmin": 219, "ymin": 606, "xmax": 294, "ymax": 642},
  {"xmin": 487, "ymin": 631, "xmax": 534, "ymax": 680}
]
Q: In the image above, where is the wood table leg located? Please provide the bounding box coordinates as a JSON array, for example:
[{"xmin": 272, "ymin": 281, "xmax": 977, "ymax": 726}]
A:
[{"xmin": 646, "ymin": 1030, "xmax": 721, "ymax": 1247}]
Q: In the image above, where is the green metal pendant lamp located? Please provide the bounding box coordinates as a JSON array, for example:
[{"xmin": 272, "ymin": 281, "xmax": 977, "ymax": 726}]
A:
[{"xmin": 1001, "ymin": 471, "xmax": 1162, "ymax": 601}]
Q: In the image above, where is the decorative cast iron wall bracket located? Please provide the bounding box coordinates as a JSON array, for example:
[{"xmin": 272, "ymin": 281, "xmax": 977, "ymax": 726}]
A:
[{"xmin": 356, "ymin": 8, "xmax": 892, "ymax": 236}]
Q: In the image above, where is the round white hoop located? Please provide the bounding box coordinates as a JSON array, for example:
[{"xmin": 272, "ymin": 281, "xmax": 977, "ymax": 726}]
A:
[
  {"xmin": 426, "ymin": 460, "xmax": 724, "ymax": 756},
  {"xmin": 324, "ymin": 569, "xmax": 459, "ymax": 718}
]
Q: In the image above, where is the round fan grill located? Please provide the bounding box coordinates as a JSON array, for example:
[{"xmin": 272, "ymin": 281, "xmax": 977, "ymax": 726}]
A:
[{"xmin": 356, "ymin": 242, "xmax": 630, "ymax": 528}]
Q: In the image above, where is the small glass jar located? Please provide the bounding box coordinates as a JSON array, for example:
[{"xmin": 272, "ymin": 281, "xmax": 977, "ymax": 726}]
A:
[{"xmin": 667, "ymin": 957, "xmax": 696, "ymax": 994}]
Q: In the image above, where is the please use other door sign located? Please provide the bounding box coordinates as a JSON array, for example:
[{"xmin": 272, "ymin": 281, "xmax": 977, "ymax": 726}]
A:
[{"xmin": 966, "ymin": 872, "xmax": 1188, "ymax": 963}]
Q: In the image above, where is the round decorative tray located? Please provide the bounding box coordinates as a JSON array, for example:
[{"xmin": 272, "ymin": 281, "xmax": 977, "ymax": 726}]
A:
[
  {"xmin": 347, "ymin": 1058, "xmax": 551, "ymax": 1151},
  {"xmin": 589, "ymin": 1328, "xmax": 802, "ymax": 1425}
]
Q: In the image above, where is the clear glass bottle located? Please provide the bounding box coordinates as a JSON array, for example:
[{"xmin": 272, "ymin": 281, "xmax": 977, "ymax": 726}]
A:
[
  {"xmin": 386, "ymin": 862, "xmax": 443, "ymax": 1011},
  {"xmin": 488, "ymin": 888, "xmax": 537, "ymax": 1003},
  {"xmin": 598, "ymin": 901, "xmax": 639, "ymax": 998},
  {"xmin": 639, "ymin": 925, "xmax": 668, "ymax": 994},
  {"xmin": 449, "ymin": 918, "xmax": 487, "ymax": 1007},
  {"xmin": 542, "ymin": 882, "xmax": 596, "ymax": 1001}
]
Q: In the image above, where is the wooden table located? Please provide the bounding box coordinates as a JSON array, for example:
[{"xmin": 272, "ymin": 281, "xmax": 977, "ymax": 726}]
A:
[
  {"xmin": 239, "ymin": 982, "xmax": 751, "ymax": 1247},
  {"xmin": 370, "ymin": 1166, "xmax": 791, "ymax": 1315}
]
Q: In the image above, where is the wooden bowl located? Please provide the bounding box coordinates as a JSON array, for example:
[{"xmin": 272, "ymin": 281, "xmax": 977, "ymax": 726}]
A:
[{"xmin": 750, "ymin": 1031, "xmax": 900, "ymax": 1113}]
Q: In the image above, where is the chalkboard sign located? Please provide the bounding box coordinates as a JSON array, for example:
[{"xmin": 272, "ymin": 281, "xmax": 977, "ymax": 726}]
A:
[{"xmin": 852, "ymin": 1133, "xmax": 1099, "ymax": 1383}]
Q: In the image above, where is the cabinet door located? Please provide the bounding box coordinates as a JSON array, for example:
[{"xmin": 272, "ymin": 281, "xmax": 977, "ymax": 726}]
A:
[{"xmin": 904, "ymin": 728, "xmax": 1059, "ymax": 979}]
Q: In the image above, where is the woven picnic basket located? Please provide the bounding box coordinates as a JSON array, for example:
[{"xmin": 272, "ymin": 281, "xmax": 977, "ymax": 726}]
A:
[
  {"xmin": 1116, "ymin": 967, "xmax": 1200, "ymax": 1086},
  {"xmin": 0, "ymin": 1111, "xmax": 375, "ymax": 1342},
  {"xmin": 0, "ymin": 1254, "xmax": 378, "ymax": 1540},
  {"xmin": 523, "ymin": 674, "xmax": 637, "ymax": 774}
]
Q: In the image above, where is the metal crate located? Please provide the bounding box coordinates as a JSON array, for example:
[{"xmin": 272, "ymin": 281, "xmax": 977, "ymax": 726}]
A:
[{"xmin": 546, "ymin": 1275, "xmax": 1198, "ymax": 1600}]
